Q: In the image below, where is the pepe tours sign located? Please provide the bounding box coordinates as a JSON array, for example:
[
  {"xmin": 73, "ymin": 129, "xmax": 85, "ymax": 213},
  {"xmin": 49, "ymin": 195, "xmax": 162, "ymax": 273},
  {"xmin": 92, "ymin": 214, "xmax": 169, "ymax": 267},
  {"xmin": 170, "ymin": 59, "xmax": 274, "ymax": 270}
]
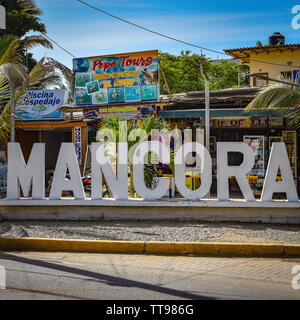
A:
[
  {"xmin": 5, "ymin": 124, "xmax": 299, "ymax": 203},
  {"xmin": 73, "ymin": 50, "xmax": 159, "ymax": 106}
]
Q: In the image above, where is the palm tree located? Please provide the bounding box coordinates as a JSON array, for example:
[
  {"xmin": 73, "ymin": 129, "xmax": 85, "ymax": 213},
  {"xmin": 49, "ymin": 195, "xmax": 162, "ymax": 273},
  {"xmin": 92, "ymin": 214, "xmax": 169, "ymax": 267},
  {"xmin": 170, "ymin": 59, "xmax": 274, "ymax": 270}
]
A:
[
  {"xmin": 0, "ymin": 35, "xmax": 28, "ymax": 141},
  {"xmin": 256, "ymin": 40, "xmax": 264, "ymax": 47},
  {"xmin": 100, "ymin": 115, "xmax": 172, "ymax": 197},
  {"xmin": 0, "ymin": 34, "xmax": 74, "ymax": 141},
  {"xmin": 245, "ymin": 77, "xmax": 300, "ymax": 128}
]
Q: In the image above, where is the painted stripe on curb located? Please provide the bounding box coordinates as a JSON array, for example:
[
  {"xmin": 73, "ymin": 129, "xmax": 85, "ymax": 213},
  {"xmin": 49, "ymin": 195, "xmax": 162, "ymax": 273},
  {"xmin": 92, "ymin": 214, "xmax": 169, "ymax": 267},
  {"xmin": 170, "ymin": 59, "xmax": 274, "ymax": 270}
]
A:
[
  {"xmin": 0, "ymin": 237, "xmax": 300, "ymax": 256},
  {"xmin": 145, "ymin": 242, "xmax": 285, "ymax": 256},
  {"xmin": 0, "ymin": 238, "xmax": 145, "ymax": 253}
]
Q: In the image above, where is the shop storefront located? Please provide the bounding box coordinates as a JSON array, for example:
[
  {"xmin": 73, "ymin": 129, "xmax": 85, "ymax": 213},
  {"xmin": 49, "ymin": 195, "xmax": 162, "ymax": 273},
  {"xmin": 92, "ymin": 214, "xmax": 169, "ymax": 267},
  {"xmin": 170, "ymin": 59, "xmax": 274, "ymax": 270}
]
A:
[{"xmin": 160, "ymin": 108, "xmax": 299, "ymax": 197}]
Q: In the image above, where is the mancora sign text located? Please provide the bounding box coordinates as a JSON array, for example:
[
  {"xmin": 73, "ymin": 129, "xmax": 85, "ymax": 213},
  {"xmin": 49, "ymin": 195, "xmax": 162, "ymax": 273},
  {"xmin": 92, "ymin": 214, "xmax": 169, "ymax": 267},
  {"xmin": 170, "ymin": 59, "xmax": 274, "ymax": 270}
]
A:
[
  {"xmin": 7, "ymin": 121, "xmax": 299, "ymax": 201},
  {"xmin": 5, "ymin": 137, "xmax": 299, "ymax": 202}
]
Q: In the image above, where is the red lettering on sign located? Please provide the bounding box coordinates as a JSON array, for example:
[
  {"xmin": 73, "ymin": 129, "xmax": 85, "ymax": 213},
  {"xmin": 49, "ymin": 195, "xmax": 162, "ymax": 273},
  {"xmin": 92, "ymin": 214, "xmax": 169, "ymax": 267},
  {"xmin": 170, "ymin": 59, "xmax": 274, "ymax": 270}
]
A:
[
  {"xmin": 93, "ymin": 59, "xmax": 118, "ymax": 72},
  {"xmin": 93, "ymin": 59, "xmax": 102, "ymax": 71},
  {"xmin": 93, "ymin": 56, "xmax": 154, "ymax": 71},
  {"xmin": 145, "ymin": 56, "xmax": 153, "ymax": 66},
  {"xmin": 119, "ymin": 56, "xmax": 130, "ymax": 67},
  {"xmin": 119, "ymin": 55, "xmax": 153, "ymax": 68}
]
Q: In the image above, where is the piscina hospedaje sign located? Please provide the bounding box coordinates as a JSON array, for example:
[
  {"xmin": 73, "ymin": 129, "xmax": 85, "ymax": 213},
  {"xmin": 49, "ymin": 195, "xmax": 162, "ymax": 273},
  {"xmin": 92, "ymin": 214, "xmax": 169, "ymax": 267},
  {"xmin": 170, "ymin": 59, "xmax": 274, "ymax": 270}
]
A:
[
  {"xmin": 16, "ymin": 89, "xmax": 68, "ymax": 120},
  {"xmin": 73, "ymin": 50, "xmax": 159, "ymax": 106},
  {"xmin": 5, "ymin": 125, "xmax": 299, "ymax": 202}
]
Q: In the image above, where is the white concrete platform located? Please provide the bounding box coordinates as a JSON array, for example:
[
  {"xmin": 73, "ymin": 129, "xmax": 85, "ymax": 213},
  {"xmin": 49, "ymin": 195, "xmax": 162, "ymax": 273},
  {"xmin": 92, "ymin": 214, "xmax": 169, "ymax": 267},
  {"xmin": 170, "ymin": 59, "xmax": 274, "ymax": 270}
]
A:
[{"xmin": 0, "ymin": 198, "xmax": 299, "ymax": 224}]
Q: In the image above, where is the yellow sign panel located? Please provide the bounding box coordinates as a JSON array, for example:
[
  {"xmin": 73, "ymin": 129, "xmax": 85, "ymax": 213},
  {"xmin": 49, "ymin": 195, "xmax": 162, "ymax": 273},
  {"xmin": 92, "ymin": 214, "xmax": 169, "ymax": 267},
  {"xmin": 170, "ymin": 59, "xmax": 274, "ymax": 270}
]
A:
[{"xmin": 98, "ymin": 106, "xmax": 138, "ymax": 113}]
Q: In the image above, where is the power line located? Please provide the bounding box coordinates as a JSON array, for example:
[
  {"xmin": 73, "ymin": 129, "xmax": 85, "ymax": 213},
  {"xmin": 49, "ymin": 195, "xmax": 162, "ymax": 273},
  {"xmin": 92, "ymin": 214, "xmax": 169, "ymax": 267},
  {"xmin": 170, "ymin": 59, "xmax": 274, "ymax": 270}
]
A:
[
  {"xmin": 41, "ymin": 32, "xmax": 76, "ymax": 58},
  {"xmin": 77, "ymin": 0, "xmax": 226, "ymax": 56},
  {"xmin": 77, "ymin": 0, "xmax": 300, "ymax": 69}
]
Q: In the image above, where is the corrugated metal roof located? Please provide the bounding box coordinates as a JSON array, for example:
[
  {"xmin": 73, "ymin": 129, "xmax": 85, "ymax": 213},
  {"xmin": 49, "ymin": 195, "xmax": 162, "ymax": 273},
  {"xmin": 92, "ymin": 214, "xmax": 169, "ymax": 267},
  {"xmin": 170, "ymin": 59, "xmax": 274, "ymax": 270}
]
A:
[
  {"xmin": 185, "ymin": 87, "xmax": 260, "ymax": 99},
  {"xmin": 159, "ymin": 108, "xmax": 282, "ymax": 119}
]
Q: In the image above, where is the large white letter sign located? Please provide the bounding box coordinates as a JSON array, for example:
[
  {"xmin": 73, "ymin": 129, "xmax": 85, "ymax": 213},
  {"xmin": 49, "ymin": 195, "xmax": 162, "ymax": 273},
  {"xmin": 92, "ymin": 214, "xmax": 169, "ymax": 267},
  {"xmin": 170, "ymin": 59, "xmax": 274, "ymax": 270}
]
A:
[
  {"xmin": 175, "ymin": 142, "xmax": 212, "ymax": 200},
  {"xmin": 7, "ymin": 143, "xmax": 45, "ymax": 200},
  {"xmin": 133, "ymin": 141, "xmax": 170, "ymax": 200},
  {"xmin": 91, "ymin": 142, "xmax": 128, "ymax": 200},
  {"xmin": 217, "ymin": 142, "xmax": 255, "ymax": 201},
  {"xmin": 50, "ymin": 143, "xmax": 85, "ymax": 200},
  {"xmin": 261, "ymin": 142, "xmax": 299, "ymax": 202}
]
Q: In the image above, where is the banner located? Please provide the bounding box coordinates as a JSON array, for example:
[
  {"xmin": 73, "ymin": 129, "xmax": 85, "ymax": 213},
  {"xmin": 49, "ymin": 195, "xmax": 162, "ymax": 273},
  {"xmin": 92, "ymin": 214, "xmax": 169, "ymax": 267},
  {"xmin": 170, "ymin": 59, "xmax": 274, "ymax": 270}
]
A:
[
  {"xmin": 16, "ymin": 89, "xmax": 68, "ymax": 120},
  {"xmin": 74, "ymin": 127, "xmax": 82, "ymax": 165},
  {"xmin": 73, "ymin": 50, "xmax": 159, "ymax": 106},
  {"xmin": 0, "ymin": 145, "xmax": 7, "ymax": 190},
  {"xmin": 294, "ymin": 70, "xmax": 300, "ymax": 85},
  {"xmin": 211, "ymin": 117, "xmax": 283, "ymax": 128}
]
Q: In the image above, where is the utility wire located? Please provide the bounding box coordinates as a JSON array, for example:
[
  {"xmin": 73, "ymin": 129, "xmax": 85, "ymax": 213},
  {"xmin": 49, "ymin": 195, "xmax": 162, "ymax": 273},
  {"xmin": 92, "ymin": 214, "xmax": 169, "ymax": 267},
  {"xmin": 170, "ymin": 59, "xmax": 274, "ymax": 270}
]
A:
[
  {"xmin": 77, "ymin": 0, "xmax": 225, "ymax": 56},
  {"xmin": 41, "ymin": 32, "xmax": 76, "ymax": 58},
  {"xmin": 77, "ymin": 0, "xmax": 300, "ymax": 69}
]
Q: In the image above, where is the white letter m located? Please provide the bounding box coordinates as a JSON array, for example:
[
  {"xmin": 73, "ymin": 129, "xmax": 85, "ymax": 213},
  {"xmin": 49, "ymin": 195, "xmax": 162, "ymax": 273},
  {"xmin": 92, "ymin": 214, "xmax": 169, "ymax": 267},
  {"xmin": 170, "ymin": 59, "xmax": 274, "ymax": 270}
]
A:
[{"xmin": 7, "ymin": 143, "xmax": 45, "ymax": 200}]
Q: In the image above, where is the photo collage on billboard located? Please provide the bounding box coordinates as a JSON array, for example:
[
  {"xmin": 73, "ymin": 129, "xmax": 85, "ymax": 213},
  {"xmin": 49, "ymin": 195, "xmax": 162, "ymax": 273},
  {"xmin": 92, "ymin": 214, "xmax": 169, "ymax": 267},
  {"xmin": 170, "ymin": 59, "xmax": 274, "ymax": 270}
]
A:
[{"xmin": 73, "ymin": 50, "xmax": 160, "ymax": 106}]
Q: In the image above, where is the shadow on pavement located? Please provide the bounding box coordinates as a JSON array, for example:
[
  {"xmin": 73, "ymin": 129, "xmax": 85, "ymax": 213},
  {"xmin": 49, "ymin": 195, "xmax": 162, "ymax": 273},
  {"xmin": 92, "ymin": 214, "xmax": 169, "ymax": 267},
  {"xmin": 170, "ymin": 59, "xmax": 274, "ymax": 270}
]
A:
[{"xmin": 0, "ymin": 252, "xmax": 216, "ymax": 300}]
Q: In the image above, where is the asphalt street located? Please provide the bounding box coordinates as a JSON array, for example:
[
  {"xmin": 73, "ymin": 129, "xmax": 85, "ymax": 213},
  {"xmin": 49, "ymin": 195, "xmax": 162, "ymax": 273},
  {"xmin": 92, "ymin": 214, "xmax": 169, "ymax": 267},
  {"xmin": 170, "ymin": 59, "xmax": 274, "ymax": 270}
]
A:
[{"xmin": 0, "ymin": 251, "xmax": 299, "ymax": 300}]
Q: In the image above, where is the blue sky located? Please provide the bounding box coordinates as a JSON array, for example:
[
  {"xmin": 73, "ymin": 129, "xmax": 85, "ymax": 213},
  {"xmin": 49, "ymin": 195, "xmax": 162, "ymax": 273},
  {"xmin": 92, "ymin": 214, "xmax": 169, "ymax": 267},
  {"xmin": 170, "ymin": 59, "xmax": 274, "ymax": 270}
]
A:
[{"xmin": 30, "ymin": 0, "xmax": 300, "ymax": 68}]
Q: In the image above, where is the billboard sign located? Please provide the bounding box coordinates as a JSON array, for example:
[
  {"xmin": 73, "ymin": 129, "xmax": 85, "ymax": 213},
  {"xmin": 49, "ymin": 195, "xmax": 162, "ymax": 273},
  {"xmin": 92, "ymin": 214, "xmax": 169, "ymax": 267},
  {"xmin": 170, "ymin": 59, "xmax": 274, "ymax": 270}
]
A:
[
  {"xmin": 73, "ymin": 50, "xmax": 159, "ymax": 106},
  {"xmin": 16, "ymin": 89, "xmax": 68, "ymax": 120}
]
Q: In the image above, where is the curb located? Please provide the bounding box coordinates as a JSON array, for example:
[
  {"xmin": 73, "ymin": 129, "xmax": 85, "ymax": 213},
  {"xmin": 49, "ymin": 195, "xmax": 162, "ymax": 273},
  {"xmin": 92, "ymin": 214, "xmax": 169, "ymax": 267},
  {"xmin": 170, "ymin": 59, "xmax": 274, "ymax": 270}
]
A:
[{"xmin": 0, "ymin": 237, "xmax": 300, "ymax": 256}]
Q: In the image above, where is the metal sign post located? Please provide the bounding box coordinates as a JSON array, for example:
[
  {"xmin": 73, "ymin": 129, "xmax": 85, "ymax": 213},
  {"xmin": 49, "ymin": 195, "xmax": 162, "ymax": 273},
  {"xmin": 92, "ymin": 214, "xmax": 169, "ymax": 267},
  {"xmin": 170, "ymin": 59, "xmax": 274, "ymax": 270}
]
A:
[
  {"xmin": 199, "ymin": 54, "xmax": 210, "ymax": 198},
  {"xmin": 199, "ymin": 55, "xmax": 210, "ymax": 153}
]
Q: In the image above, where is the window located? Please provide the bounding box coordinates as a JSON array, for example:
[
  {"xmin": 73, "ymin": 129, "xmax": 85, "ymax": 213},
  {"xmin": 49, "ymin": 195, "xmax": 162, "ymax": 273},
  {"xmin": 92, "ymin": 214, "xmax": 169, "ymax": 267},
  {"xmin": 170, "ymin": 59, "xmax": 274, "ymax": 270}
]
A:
[
  {"xmin": 253, "ymin": 73, "xmax": 268, "ymax": 86},
  {"xmin": 280, "ymin": 71, "xmax": 292, "ymax": 80}
]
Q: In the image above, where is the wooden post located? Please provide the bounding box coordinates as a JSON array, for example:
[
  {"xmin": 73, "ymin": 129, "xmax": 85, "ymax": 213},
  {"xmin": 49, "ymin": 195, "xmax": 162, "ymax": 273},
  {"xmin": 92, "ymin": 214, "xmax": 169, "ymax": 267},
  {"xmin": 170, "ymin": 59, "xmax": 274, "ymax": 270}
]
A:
[{"xmin": 159, "ymin": 62, "xmax": 172, "ymax": 98}]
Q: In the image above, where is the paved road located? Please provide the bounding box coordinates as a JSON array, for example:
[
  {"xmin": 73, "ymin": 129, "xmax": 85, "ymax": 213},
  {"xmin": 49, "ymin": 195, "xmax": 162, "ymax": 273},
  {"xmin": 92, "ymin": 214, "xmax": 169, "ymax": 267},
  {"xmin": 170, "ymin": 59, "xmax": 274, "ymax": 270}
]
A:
[{"xmin": 0, "ymin": 251, "xmax": 299, "ymax": 300}]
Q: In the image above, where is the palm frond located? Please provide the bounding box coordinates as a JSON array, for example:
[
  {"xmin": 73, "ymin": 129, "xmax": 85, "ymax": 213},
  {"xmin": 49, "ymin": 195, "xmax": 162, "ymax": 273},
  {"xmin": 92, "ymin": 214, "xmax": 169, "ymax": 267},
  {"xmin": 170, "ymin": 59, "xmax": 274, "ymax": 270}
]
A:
[
  {"xmin": 20, "ymin": 0, "xmax": 43, "ymax": 17},
  {"xmin": 45, "ymin": 58, "xmax": 74, "ymax": 84},
  {"xmin": 0, "ymin": 36, "xmax": 21, "ymax": 65},
  {"xmin": 101, "ymin": 115, "xmax": 172, "ymax": 195},
  {"xmin": 246, "ymin": 87, "xmax": 300, "ymax": 113},
  {"xmin": 21, "ymin": 35, "xmax": 53, "ymax": 50},
  {"xmin": 0, "ymin": 62, "xmax": 28, "ymax": 90},
  {"xmin": 246, "ymin": 76, "xmax": 300, "ymax": 128}
]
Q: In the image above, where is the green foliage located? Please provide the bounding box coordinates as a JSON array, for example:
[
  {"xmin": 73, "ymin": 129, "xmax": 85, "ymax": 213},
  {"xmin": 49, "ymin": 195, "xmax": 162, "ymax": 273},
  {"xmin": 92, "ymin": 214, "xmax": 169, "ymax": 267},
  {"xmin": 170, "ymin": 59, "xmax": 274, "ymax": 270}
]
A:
[
  {"xmin": 246, "ymin": 78, "xmax": 300, "ymax": 128},
  {"xmin": 0, "ymin": 0, "xmax": 46, "ymax": 37},
  {"xmin": 159, "ymin": 50, "xmax": 207, "ymax": 94},
  {"xmin": 256, "ymin": 40, "xmax": 264, "ymax": 47},
  {"xmin": 208, "ymin": 60, "xmax": 249, "ymax": 90},
  {"xmin": 100, "ymin": 115, "xmax": 172, "ymax": 195},
  {"xmin": 159, "ymin": 51, "xmax": 249, "ymax": 94},
  {"xmin": 0, "ymin": 33, "xmax": 73, "ymax": 141},
  {"xmin": 0, "ymin": 1, "xmax": 50, "ymax": 71}
]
